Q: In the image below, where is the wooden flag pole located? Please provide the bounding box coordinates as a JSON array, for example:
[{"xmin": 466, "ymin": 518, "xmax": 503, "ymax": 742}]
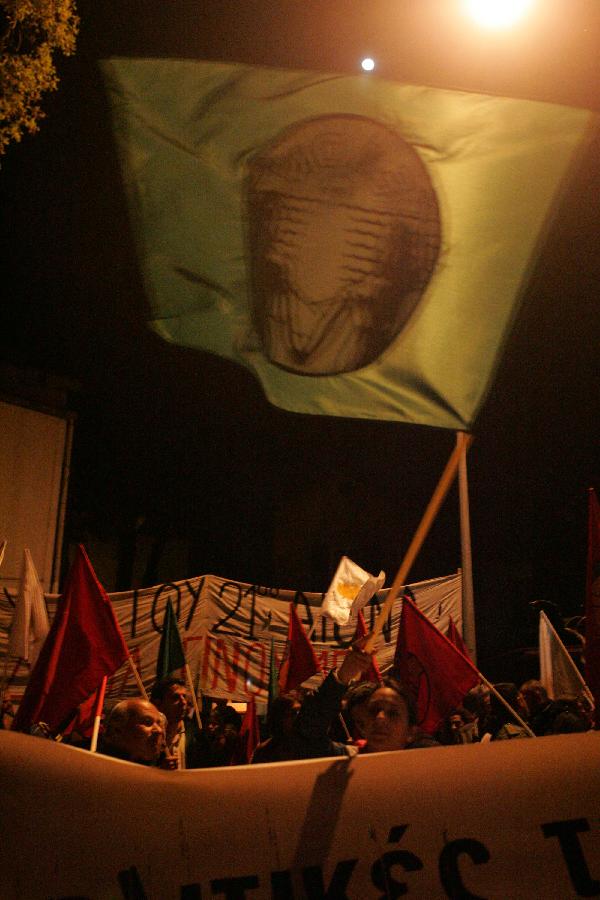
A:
[
  {"xmin": 185, "ymin": 662, "xmax": 203, "ymax": 731},
  {"xmin": 89, "ymin": 676, "xmax": 108, "ymax": 753},
  {"xmin": 364, "ymin": 434, "xmax": 473, "ymax": 653},
  {"xmin": 127, "ymin": 653, "xmax": 149, "ymax": 701}
]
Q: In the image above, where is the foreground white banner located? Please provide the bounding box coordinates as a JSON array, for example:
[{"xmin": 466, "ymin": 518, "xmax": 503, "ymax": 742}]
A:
[
  {"xmin": 0, "ymin": 571, "xmax": 460, "ymax": 703},
  {"xmin": 1, "ymin": 730, "xmax": 599, "ymax": 898}
]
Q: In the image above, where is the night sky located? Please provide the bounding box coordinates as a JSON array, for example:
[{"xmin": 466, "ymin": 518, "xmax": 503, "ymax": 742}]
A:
[{"xmin": 1, "ymin": 0, "xmax": 598, "ymax": 681}]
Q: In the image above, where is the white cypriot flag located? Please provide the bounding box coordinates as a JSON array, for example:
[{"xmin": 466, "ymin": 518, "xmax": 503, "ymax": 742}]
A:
[
  {"xmin": 321, "ymin": 556, "xmax": 385, "ymax": 626},
  {"xmin": 8, "ymin": 549, "xmax": 50, "ymax": 666},
  {"xmin": 539, "ymin": 611, "xmax": 593, "ymax": 706}
]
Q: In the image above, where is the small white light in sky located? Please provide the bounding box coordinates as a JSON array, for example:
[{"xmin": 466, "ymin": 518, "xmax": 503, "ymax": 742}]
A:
[
  {"xmin": 361, "ymin": 57, "xmax": 375, "ymax": 72},
  {"xmin": 462, "ymin": 0, "xmax": 534, "ymax": 29}
]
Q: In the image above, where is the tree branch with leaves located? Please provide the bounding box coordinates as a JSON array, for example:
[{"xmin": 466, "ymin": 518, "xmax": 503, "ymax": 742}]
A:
[{"xmin": 0, "ymin": 0, "xmax": 79, "ymax": 155}]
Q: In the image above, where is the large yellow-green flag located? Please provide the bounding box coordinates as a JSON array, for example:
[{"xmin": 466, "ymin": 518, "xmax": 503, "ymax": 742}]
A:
[{"xmin": 101, "ymin": 59, "xmax": 593, "ymax": 429}]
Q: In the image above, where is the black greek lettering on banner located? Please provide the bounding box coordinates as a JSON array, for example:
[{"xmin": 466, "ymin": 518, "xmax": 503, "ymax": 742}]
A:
[
  {"xmin": 151, "ymin": 583, "xmax": 182, "ymax": 632},
  {"xmin": 293, "ymin": 590, "xmax": 315, "ymax": 632},
  {"xmin": 210, "ymin": 875, "xmax": 259, "ymax": 899},
  {"xmin": 438, "ymin": 838, "xmax": 490, "ymax": 899},
  {"xmin": 212, "ymin": 582, "xmax": 243, "ymax": 634},
  {"xmin": 184, "ymin": 577, "xmax": 205, "ymax": 631},
  {"xmin": 117, "ymin": 865, "xmax": 148, "ymax": 899},
  {"xmin": 542, "ymin": 818, "xmax": 600, "ymax": 897},
  {"xmin": 180, "ymin": 886, "xmax": 202, "ymax": 900},
  {"xmin": 302, "ymin": 859, "xmax": 358, "ymax": 899},
  {"xmin": 371, "ymin": 825, "xmax": 424, "ymax": 898}
]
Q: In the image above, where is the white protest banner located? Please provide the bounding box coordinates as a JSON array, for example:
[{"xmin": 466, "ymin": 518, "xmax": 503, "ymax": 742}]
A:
[
  {"xmin": 0, "ymin": 571, "xmax": 461, "ymax": 703},
  {"xmin": 1, "ymin": 729, "xmax": 600, "ymax": 898}
]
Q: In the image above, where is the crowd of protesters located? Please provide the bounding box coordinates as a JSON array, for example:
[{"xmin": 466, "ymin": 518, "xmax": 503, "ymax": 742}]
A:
[{"xmin": 4, "ymin": 640, "xmax": 592, "ymax": 768}]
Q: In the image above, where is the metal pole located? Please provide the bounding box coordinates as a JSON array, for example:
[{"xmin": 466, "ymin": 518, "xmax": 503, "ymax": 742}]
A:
[{"xmin": 457, "ymin": 431, "xmax": 477, "ymax": 664}]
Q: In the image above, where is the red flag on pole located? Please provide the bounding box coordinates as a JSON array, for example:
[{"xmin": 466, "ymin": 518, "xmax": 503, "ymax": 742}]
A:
[
  {"xmin": 352, "ymin": 611, "xmax": 382, "ymax": 683},
  {"xmin": 447, "ymin": 616, "xmax": 471, "ymax": 660},
  {"xmin": 585, "ymin": 488, "xmax": 600, "ymax": 727},
  {"xmin": 278, "ymin": 603, "xmax": 319, "ymax": 693},
  {"xmin": 231, "ymin": 696, "xmax": 260, "ymax": 765},
  {"xmin": 12, "ymin": 545, "xmax": 129, "ymax": 735},
  {"xmin": 394, "ymin": 596, "xmax": 479, "ymax": 734}
]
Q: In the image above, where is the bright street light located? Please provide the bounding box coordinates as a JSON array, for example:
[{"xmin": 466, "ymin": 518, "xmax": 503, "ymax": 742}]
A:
[
  {"xmin": 361, "ymin": 57, "xmax": 375, "ymax": 72},
  {"xmin": 462, "ymin": 0, "xmax": 535, "ymax": 29}
]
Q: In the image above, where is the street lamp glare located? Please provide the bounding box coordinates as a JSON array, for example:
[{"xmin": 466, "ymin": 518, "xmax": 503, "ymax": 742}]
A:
[
  {"xmin": 462, "ymin": 0, "xmax": 534, "ymax": 29},
  {"xmin": 361, "ymin": 57, "xmax": 375, "ymax": 72}
]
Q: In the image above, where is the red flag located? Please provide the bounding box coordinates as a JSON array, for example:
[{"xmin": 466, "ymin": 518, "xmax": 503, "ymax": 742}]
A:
[
  {"xmin": 585, "ymin": 488, "xmax": 600, "ymax": 727},
  {"xmin": 394, "ymin": 596, "xmax": 479, "ymax": 734},
  {"xmin": 352, "ymin": 611, "xmax": 382, "ymax": 683},
  {"xmin": 231, "ymin": 696, "xmax": 260, "ymax": 765},
  {"xmin": 12, "ymin": 545, "xmax": 129, "ymax": 734},
  {"xmin": 278, "ymin": 603, "xmax": 319, "ymax": 693},
  {"xmin": 62, "ymin": 676, "xmax": 108, "ymax": 742},
  {"xmin": 446, "ymin": 616, "xmax": 471, "ymax": 660}
]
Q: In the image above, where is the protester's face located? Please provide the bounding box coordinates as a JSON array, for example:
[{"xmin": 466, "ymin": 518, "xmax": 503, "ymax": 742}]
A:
[
  {"xmin": 363, "ymin": 687, "xmax": 413, "ymax": 752},
  {"xmin": 115, "ymin": 701, "xmax": 164, "ymax": 762},
  {"xmin": 159, "ymin": 685, "xmax": 188, "ymax": 724},
  {"xmin": 449, "ymin": 714, "xmax": 463, "ymax": 734},
  {"xmin": 207, "ymin": 713, "xmax": 223, "ymax": 739}
]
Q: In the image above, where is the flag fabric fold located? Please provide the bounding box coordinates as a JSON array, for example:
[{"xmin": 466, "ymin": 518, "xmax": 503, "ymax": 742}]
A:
[
  {"xmin": 447, "ymin": 615, "xmax": 470, "ymax": 661},
  {"xmin": 539, "ymin": 610, "xmax": 592, "ymax": 704},
  {"xmin": 156, "ymin": 598, "xmax": 186, "ymax": 681},
  {"xmin": 322, "ymin": 556, "xmax": 385, "ymax": 626},
  {"xmin": 585, "ymin": 488, "xmax": 600, "ymax": 724},
  {"xmin": 278, "ymin": 603, "xmax": 320, "ymax": 694},
  {"xmin": 102, "ymin": 57, "xmax": 594, "ymax": 430},
  {"xmin": 12, "ymin": 545, "xmax": 129, "ymax": 734},
  {"xmin": 7, "ymin": 549, "xmax": 49, "ymax": 666},
  {"xmin": 394, "ymin": 596, "xmax": 479, "ymax": 734}
]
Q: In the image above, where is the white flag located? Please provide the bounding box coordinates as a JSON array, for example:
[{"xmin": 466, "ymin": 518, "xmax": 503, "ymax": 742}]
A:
[
  {"xmin": 321, "ymin": 556, "xmax": 385, "ymax": 626},
  {"xmin": 539, "ymin": 611, "xmax": 593, "ymax": 705},
  {"xmin": 8, "ymin": 549, "xmax": 50, "ymax": 666}
]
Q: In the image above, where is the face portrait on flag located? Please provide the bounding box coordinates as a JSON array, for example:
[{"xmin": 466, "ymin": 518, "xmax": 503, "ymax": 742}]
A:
[{"xmin": 246, "ymin": 114, "xmax": 440, "ymax": 375}]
